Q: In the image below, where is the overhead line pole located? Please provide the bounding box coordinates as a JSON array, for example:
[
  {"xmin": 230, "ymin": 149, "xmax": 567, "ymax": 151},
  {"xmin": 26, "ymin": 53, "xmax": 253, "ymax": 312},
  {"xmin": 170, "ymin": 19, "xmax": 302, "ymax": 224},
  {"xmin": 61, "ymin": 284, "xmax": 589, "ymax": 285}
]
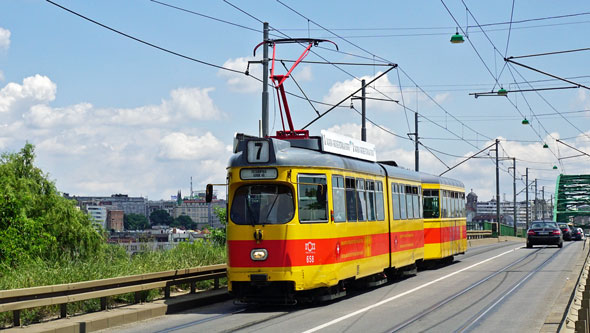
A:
[
  {"xmin": 534, "ymin": 179, "xmax": 538, "ymax": 220},
  {"xmin": 302, "ymin": 65, "xmax": 396, "ymax": 129},
  {"xmin": 542, "ymin": 186, "xmax": 545, "ymax": 219},
  {"xmin": 261, "ymin": 22, "xmax": 270, "ymax": 137},
  {"xmin": 415, "ymin": 112, "xmax": 419, "ymax": 171},
  {"xmin": 496, "ymin": 139, "xmax": 501, "ymax": 237},
  {"xmin": 361, "ymin": 79, "xmax": 367, "ymax": 142},
  {"xmin": 526, "ymin": 168, "xmax": 529, "ymax": 229},
  {"xmin": 513, "ymin": 158, "xmax": 517, "ymax": 236}
]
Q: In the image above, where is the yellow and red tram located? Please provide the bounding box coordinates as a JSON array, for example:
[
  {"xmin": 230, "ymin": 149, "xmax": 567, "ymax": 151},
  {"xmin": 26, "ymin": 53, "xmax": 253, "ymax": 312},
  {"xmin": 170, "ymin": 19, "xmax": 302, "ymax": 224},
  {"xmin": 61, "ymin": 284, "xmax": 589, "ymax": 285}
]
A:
[{"xmin": 219, "ymin": 133, "xmax": 466, "ymax": 303}]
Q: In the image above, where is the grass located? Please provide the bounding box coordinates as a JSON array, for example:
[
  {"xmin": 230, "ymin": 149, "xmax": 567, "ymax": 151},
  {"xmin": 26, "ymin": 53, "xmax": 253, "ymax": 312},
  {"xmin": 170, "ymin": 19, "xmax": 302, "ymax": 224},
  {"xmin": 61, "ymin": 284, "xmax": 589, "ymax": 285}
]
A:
[{"xmin": 0, "ymin": 240, "xmax": 226, "ymax": 327}]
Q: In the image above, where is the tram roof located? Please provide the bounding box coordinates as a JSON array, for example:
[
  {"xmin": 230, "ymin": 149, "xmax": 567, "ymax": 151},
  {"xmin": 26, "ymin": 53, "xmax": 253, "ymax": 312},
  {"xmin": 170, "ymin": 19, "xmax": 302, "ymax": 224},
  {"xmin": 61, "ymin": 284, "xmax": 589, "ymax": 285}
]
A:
[
  {"xmin": 420, "ymin": 173, "xmax": 464, "ymax": 188},
  {"xmin": 229, "ymin": 135, "xmax": 422, "ymax": 182}
]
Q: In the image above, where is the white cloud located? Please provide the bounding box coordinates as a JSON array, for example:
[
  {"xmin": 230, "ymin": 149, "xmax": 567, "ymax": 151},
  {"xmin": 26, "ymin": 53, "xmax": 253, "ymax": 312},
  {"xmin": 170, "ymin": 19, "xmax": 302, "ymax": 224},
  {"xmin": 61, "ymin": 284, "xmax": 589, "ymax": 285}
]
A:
[
  {"xmin": 0, "ymin": 74, "xmax": 56, "ymax": 113},
  {"xmin": 0, "ymin": 27, "xmax": 10, "ymax": 50},
  {"xmin": 158, "ymin": 131, "xmax": 227, "ymax": 160},
  {"xmin": 166, "ymin": 87, "xmax": 222, "ymax": 120},
  {"xmin": 0, "ymin": 76, "xmax": 222, "ymax": 128},
  {"xmin": 24, "ymin": 103, "xmax": 91, "ymax": 128},
  {"xmin": 218, "ymin": 57, "xmax": 260, "ymax": 93},
  {"xmin": 295, "ymin": 66, "xmax": 313, "ymax": 82}
]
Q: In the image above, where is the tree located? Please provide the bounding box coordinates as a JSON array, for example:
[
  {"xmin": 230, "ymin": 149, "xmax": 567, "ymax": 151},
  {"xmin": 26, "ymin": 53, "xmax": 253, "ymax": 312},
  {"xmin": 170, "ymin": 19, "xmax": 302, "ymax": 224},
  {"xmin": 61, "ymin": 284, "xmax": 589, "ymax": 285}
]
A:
[
  {"xmin": 171, "ymin": 215, "xmax": 196, "ymax": 230},
  {"xmin": 124, "ymin": 214, "xmax": 150, "ymax": 230},
  {"xmin": 207, "ymin": 207, "xmax": 227, "ymax": 246},
  {"xmin": 0, "ymin": 144, "xmax": 104, "ymax": 268},
  {"xmin": 149, "ymin": 209, "xmax": 173, "ymax": 226}
]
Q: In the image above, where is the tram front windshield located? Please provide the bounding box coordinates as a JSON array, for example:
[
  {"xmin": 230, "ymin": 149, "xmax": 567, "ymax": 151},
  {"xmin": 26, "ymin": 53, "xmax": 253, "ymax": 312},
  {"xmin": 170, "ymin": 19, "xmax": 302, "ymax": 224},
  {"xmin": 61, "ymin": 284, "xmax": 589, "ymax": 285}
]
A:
[{"xmin": 230, "ymin": 184, "xmax": 294, "ymax": 225}]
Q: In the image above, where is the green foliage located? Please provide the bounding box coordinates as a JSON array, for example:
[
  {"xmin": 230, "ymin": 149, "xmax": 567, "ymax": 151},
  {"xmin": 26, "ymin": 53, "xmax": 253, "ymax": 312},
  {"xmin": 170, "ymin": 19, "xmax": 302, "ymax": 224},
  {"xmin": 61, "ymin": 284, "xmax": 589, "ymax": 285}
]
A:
[
  {"xmin": 0, "ymin": 241, "xmax": 226, "ymax": 326},
  {"xmin": 149, "ymin": 209, "xmax": 173, "ymax": 226},
  {"xmin": 0, "ymin": 144, "xmax": 104, "ymax": 268},
  {"xmin": 207, "ymin": 206, "xmax": 227, "ymax": 246},
  {"xmin": 170, "ymin": 214, "xmax": 196, "ymax": 230},
  {"xmin": 124, "ymin": 213, "xmax": 150, "ymax": 230}
]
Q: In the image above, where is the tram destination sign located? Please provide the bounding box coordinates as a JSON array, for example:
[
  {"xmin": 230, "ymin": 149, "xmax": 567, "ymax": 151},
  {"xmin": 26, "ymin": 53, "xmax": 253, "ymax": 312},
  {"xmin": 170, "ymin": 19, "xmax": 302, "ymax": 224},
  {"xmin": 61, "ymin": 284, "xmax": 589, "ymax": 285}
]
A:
[
  {"xmin": 240, "ymin": 168, "xmax": 278, "ymax": 180},
  {"xmin": 321, "ymin": 130, "xmax": 377, "ymax": 162}
]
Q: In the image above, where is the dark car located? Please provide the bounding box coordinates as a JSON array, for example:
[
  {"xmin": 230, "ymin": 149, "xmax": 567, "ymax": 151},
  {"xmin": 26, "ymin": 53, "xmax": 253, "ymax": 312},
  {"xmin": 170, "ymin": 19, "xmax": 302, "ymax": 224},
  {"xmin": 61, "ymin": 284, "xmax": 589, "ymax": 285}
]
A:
[
  {"xmin": 571, "ymin": 227, "xmax": 583, "ymax": 241},
  {"xmin": 527, "ymin": 221, "xmax": 563, "ymax": 248},
  {"xmin": 558, "ymin": 223, "xmax": 572, "ymax": 241}
]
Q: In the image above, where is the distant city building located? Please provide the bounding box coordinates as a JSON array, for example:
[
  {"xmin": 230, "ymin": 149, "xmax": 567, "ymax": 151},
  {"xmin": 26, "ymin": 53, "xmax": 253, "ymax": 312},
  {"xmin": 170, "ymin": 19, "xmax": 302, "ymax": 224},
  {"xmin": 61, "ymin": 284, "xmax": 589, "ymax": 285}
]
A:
[
  {"xmin": 108, "ymin": 228, "xmax": 208, "ymax": 255},
  {"xmin": 87, "ymin": 205, "xmax": 107, "ymax": 229},
  {"xmin": 66, "ymin": 194, "xmax": 149, "ymax": 217},
  {"xmin": 467, "ymin": 191, "xmax": 553, "ymax": 230},
  {"xmin": 174, "ymin": 191, "xmax": 226, "ymax": 228},
  {"xmin": 147, "ymin": 200, "xmax": 176, "ymax": 217},
  {"xmin": 466, "ymin": 190, "xmax": 477, "ymax": 223},
  {"xmin": 107, "ymin": 210, "xmax": 124, "ymax": 231}
]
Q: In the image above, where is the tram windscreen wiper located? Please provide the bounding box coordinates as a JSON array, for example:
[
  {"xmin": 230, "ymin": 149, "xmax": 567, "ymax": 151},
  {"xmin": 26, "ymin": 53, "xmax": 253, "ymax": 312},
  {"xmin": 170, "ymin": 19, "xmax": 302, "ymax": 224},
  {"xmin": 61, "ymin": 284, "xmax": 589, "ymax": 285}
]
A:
[{"xmin": 262, "ymin": 194, "xmax": 280, "ymax": 224}]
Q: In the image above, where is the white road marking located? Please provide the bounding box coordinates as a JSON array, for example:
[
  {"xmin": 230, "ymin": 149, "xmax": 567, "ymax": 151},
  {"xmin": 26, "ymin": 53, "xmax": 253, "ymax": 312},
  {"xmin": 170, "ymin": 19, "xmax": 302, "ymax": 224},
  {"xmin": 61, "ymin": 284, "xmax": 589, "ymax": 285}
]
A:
[{"xmin": 302, "ymin": 246, "xmax": 523, "ymax": 333}]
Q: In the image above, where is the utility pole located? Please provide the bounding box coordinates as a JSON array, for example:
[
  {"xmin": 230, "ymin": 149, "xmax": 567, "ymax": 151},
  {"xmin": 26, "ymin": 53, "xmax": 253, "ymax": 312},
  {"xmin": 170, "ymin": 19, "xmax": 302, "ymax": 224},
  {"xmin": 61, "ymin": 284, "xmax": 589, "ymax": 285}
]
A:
[
  {"xmin": 415, "ymin": 112, "xmax": 419, "ymax": 171},
  {"xmin": 525, "ymin": 168, "xmax": 529, "ymax": 229},
  {"xmin": 361, "ymin": 79, "xmax": 367, "ymax": 142},
  {"xmin": 542, "ymin": 186, "xmax": 545, "ymax": 219},
  {"xmin": 261, "ymin": 22, "xmax": 270, "ymax": 138},
  {"xmin": 534, "ymin": 179, "xmax": 538, "ymax": 220},
  {"xmin": 495, "ymin": 139, "xmax": 500, "ymax": 237},
  {"xmin": 512, "ymin": 158, "xmax": 517, "ymax": 236}
]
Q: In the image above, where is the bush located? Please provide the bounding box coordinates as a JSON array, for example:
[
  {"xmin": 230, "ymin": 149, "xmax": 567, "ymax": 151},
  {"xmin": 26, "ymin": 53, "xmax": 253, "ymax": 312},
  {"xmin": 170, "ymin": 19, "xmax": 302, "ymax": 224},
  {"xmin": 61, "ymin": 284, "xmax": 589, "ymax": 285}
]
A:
[{"xmin": 0, "ymin": 144, "xmax": 104, "ymax": 269}]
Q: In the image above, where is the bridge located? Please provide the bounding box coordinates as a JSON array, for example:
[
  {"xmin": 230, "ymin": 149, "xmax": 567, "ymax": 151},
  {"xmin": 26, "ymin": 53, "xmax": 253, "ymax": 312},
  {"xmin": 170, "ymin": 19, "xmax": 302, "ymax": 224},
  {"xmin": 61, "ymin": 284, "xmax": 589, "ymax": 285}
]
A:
[{"xmin": 554, "ymin": 174, "xmax": 590, "ymax": 225}]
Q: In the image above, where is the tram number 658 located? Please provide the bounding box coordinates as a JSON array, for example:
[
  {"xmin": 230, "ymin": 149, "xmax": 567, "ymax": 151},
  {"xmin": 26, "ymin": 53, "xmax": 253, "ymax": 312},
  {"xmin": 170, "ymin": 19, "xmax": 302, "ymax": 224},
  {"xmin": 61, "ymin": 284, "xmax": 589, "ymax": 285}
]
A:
[{"xmin": 306, "ymin": 255, "xmax": 314, "ymax": 264}]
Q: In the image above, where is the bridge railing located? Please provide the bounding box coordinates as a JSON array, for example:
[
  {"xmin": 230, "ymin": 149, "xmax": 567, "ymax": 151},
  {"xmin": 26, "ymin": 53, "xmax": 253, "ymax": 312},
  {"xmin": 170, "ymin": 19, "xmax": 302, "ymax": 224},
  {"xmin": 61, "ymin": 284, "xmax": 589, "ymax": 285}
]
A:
[
  {"xmin": 0, "ymin": 264, "xmax": 226, "ymax": 327},
  {"xmin": 466, "ymin": 230, "xmax": 493, "ymax": 239}
]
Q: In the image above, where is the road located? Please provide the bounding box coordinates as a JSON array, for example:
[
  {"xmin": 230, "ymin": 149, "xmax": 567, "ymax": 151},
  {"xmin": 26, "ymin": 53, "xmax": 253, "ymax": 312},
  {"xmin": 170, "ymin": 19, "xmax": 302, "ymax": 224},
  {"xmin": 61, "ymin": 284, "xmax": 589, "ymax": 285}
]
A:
[{"xmin": 105, "ymin": 240, "xmax": 587, "ymax": 333}]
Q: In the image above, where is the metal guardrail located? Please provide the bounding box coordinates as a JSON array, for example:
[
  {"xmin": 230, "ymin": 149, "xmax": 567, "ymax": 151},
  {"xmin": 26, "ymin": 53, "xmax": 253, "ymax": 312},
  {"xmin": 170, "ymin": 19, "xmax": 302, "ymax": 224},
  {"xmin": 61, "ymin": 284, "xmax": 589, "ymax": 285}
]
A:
[
  {"xmin": 0, "ymin": 263, "xmax": 226, "ymax": 327},
  {"xmin": 466, "ymin": 230, "xmax": 493, "ymax": 239},
  {"xmin": 565, "ymin": 243, "xmax": 590, "ymax": 332}
]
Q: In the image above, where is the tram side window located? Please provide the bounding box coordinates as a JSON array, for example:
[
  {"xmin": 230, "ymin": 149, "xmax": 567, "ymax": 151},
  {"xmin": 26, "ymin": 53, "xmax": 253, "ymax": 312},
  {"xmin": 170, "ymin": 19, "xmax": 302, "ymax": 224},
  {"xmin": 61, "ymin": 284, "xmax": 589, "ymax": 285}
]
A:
[
  {"xmin": 418, "ymin": 186, "xmax": 423, "ymax": 218},
  {"xmin": 357, "ymin": 179, "xmax": 367, "ymax": 221},
  {"xmin": 457, "ymin": 192, "xmax": 461, "ymax": 217},
  {"xmin": 376, "ymin": 181, "xmax": 385, "ymax": 220},
  {"xmin": 392, "ymin": 183, "xmax": 401, "ymax": 220},
  {"xmin": 423, "ymin": 189, "xmax": 440, "ymax": 218},
  {"xmin": 366, "ymin": 180, "xmax": 376, "ymax": 221},
  {"xmin": 400, "ymin": 185, "xmax": 407, "ymax": 219},
  {"xmin": 449, "ymin": 192, "xmax": 455, "ymax": 217},
  {"xmin": 441, "ymin": 191, "xmax": 447, "ymax": 218},
  {"xmin": 332, "ymin": 175, "xmax": 346, "ymax": 222},
  {"xmin": 298, "ymin": 174, "xmax": 328, "ymax": 223},
  {"xmin": 405, "ymin": 185, "xmax": 414, "ymax": 219},
  {"xmin": 412, "ymin": 187, "xmax": 420, "ymax": 219},
  {"xmin": 346, "ymin": 177, "xmax": 357, "ymax": 222}
]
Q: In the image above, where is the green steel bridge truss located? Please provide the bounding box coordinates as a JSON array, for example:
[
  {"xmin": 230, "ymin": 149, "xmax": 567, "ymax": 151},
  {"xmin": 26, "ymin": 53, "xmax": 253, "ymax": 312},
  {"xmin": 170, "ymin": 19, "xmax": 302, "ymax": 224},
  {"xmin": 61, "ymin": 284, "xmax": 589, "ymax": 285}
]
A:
[{"xmin": 554, "ymin": 174, "xmax": 590, "ymax": 223}]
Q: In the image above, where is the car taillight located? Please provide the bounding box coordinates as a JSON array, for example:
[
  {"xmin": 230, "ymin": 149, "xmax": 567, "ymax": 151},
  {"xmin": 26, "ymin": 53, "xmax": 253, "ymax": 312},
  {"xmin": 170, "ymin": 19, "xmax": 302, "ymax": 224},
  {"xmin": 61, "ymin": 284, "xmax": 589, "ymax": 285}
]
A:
[
  {"xmin": 552, "ymin": 229, "xmax": 561, "ymax": 235},
  {"xmin": 528, "ymin": 230, "xmax": 536, "ymax": 235}
]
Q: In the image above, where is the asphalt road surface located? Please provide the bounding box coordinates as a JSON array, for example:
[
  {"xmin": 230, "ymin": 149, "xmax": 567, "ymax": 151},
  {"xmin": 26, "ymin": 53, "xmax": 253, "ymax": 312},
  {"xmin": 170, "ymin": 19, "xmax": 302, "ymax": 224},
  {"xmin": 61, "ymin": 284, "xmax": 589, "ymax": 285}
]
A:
[{"xmin": 104, "ymin": 240, "xmax": 587, "ymax": 333}]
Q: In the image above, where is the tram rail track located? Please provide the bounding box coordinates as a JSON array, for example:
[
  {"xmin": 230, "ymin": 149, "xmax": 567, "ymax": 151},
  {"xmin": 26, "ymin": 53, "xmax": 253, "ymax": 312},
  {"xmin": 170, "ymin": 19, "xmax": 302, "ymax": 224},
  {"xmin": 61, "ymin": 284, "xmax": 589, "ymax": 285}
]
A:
[{"xmin": 386, "ymin": 242, "xmax": 573, "ymax": 332}]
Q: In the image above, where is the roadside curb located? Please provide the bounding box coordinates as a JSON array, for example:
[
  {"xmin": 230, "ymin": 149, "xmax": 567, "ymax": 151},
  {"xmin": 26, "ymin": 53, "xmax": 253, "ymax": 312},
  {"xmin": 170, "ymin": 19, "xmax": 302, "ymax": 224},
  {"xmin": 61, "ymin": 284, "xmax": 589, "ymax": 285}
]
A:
[
  {"xmin": 542, "ymin": 239, "xmax": 589, "ymax": 332},
  {"xmin": 4, "ymin": 288, "xmax": 231, "ymax": 333}
]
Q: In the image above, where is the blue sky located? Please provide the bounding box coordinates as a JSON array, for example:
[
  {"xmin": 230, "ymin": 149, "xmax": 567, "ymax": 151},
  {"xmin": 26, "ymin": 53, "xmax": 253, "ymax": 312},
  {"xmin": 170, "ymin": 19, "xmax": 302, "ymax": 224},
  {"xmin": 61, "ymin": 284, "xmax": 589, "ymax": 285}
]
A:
[{"xmin": 1, "ymin": 0, "xmax": 589, "ymax": 202}]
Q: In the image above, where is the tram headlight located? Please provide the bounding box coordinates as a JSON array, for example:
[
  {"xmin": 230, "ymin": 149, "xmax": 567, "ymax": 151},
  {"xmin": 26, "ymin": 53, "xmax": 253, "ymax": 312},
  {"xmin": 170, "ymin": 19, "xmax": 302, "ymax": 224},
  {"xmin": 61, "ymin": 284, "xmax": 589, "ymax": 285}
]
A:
[{"xmin": 250, "ymin": 249, "xmax": 268, "ymax": 261}]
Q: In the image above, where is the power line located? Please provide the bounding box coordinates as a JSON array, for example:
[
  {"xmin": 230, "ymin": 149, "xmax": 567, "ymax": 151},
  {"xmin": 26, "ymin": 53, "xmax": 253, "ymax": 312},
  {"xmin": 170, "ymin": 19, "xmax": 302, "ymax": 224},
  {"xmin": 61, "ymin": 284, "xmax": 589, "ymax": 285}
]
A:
[
  {"xmin": 150, "ymin": 0, "xmax": 261, "ymax": 33},
  {"xmin": 273, "ymin": 0, "xmax": 495, "ymax": 153},
  {"xmin": 46, "ymin": 0, "xmax": 245, "ymax": 75},
  {"xmin": 274, "ymin": 11, "xmax": 590, "ymax": 31},
  {"xmin": 303, "ymin": 21, "xmax": 590, "ymax": 38}
]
